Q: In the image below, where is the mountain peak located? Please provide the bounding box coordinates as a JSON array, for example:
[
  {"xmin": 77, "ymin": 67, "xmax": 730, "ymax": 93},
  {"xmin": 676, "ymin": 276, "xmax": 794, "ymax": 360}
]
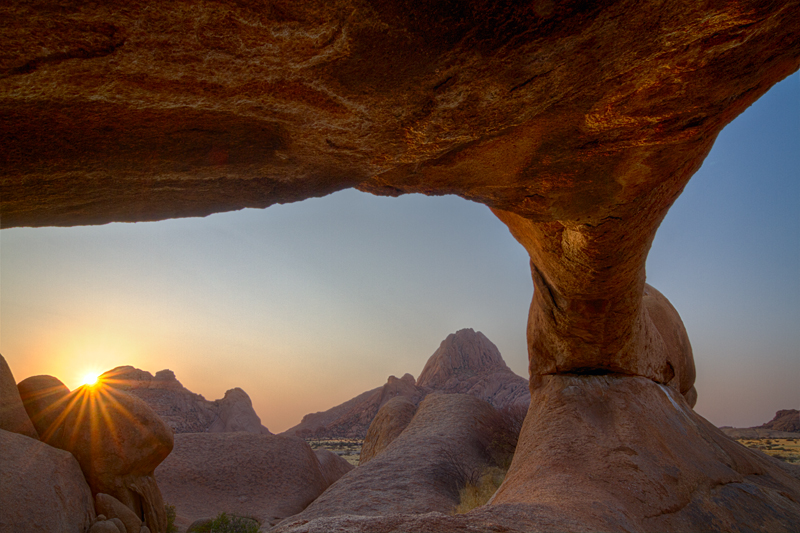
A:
[{"xmin": 416, "ymin": 329, "xmax": 511, "ymax": 388}]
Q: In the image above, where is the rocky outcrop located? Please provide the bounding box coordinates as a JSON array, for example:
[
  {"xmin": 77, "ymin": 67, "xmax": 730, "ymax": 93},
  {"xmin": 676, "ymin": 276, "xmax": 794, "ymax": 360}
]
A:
[
  {"xmin": 759, "ymin": 409, "xmax": 800, "ymax": 433},
  {"xmin": 285, "ymin": 374, "xmax": 423, "ymax": 439},
  {"xmin": 720, "ymin": 409, "xmax": 800, "ymax": 439},
  {"xmin": 0, "ymin": 428, "xmax": 95, "ymax": 533},
  {"xmin": 313, "ymin": 448, "xmax": 355, "ymax": 487},
  {"xmin": 279, "ymin": 394, "xmax": 501, "ymax": 524},
  {"xmin": 100, "ymin": 366, "xmax": 270, "ymax": 435},
  {"xmin": 417, "ymin": 329, "xmax": 530, "ymax": 408},
  {"xmin": 3, "ymin": 2, "xmax": 800, "ymax": 531},
  {"xmin": 490, "ymin": 375, "xmax": 800, "ymax": 532},
  {"xmin": 285, "ymin": 330, "xmax": 528, "ymax": 439},
  {"xmin": 0, "ymin": 354, "xmax": 38, "ymax": 439},
  {"xmin": 25, "ymin": 381, "xmax": 173, "ymax": 533},
  {"xmin": 155, "ymin": 433, "xmax": 331, "ymax": 530},
  {"xmin": 359, "ymin": 396, "xmax": 417, "ymax": 466}
]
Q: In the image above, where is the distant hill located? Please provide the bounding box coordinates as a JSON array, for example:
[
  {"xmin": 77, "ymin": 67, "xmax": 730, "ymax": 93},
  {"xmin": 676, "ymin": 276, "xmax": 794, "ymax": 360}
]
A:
[
  {"xmin": 100, "ymin": 366, "xmax": 271, "ymax": 435},
  {"xmin": 759, "ymin": 409, "xmax": 800, "ymax": 433},
  {"xmin": 282, "ymin": 328, "xmax": 530, "ymax": 439},
  {"xmin": 719, "ymin": 409, "xmax": 799, "ymax": 439}
]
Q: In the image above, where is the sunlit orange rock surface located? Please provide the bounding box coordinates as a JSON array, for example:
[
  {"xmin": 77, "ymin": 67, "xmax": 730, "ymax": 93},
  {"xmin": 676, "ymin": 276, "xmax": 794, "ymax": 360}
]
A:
[
  {"xmin": 17, "ymin": 377, "xmax": 173, "ymax": 533},
  {"xmin": 2, "ymin": 1, "xmax": 799, "ymax": 531}
]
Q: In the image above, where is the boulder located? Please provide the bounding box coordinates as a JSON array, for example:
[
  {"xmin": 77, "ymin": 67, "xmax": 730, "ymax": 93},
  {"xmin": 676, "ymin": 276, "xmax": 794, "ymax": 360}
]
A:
[
  {"xmin": 90, "ymin": 521, "xmax": 123, "ymax": 533},
  {"xmin": 0, "ymin": 354, "xmax": 38, "ymax": 439},
  {"xmin": 0, "ymin": 428, "xmax": 95, "ymax": 532},
  {"xmin": 35, "ymin": 382, "xmax": 173, "ymax": 533},
  {"xmin": 17, "ymin": 374, "xmax": 71, "ymax": 442},
  {"xmin": 96, "ymin": 493, "xmax": 143, "ymax": 533},
  {"xmin": 359, "ymin": 395, "xmax": 417, "ymax": 465},
  {"xmin": 313, "ymin": 448, "xmax": 354, "ymax": 487},
  {"xmin": 156, "ymin": 432, "xmax": 330, "ymax": 529},
  {"xmin": 282, "ymin": 394, "xmax": 501, "ymax": 522}
]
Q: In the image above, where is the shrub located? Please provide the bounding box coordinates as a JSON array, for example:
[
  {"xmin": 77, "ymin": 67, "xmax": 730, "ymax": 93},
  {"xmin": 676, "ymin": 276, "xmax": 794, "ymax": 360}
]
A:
[
  {"xmin": 165, "ymin": 504, "xmax": 178, "ymax": 533},
  {"xmin": 192, "ymin": 512, "xmax": 259, "ymax": 533},
  {"xmin": 452, "ymin": 466, "xmax": 506, "ymax": 514}
]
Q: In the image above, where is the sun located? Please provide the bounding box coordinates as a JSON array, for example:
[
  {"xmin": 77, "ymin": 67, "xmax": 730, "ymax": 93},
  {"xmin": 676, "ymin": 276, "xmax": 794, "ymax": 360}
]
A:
[{"xmin": 81, "ymin": 372, "xmax": 100, "ymax": 387}]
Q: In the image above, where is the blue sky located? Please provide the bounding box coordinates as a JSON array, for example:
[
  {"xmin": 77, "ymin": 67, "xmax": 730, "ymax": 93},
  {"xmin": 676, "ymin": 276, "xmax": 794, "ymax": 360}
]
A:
[{"xmin": 1, "ymin": 74, "xmax": 797, "ymax": 432}]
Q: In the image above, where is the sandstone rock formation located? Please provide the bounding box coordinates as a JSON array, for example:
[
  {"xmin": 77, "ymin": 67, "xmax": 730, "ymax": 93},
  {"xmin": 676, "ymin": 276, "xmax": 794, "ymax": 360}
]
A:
[
  {"xmin": 100, "ymin": 366, "xmax": 271, "ymax": 435},
  {"xmin": 3, "ymin": 1, "xmax": 800, "ymax": 531},
  {"xmin": 279, "ymin": 394, "xmax": 502, "ymax": 524},
  {"xmin": 359, "ymin": 396, "xmax": 417, "ymax": 466},
  {"xmin": 155, "ymin": 433, "xmax": 332, "ymax": 530},
  {"xmin": 284, "ymin": 329, "xmax": 528, "ymax": 438},
  {"xmin": 22, "ymin": 380, "xmax": 173, "ymax": 533},
  {"xmin": 0, "ymin": 354, "xmax": 38, "ymax": 439},
  {"xmin": 0, "ymin": 428, "xmax": 96, "ymax": 533}
]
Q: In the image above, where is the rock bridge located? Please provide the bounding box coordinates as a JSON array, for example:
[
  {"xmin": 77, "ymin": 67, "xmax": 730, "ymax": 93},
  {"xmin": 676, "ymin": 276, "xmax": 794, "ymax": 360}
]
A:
[{"xmin": 2, "ymin": 1, "xmax": 799, "ymax": 531}]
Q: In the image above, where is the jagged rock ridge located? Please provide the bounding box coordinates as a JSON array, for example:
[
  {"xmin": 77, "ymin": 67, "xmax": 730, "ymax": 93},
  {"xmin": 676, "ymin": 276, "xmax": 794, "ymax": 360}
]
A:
[
  {"xmin": 100, "ymin": 366, "xmax": 270, "ymax": 435},
  {"xmin": 283, "ymin": 329, "xmax": 529, "ymax": 438}
]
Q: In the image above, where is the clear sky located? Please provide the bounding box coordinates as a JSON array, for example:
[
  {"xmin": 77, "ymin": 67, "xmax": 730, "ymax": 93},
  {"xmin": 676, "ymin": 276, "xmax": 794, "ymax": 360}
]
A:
[{"xmin": 1, "ymin": 74, "xmax": 797, "ymax": 433}]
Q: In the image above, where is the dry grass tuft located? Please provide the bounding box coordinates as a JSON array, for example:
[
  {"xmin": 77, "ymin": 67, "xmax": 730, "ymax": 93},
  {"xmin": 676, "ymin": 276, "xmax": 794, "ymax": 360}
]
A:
[{"xmin": 452, "ymin": 466, "xmax": 506, "ymax": 514}]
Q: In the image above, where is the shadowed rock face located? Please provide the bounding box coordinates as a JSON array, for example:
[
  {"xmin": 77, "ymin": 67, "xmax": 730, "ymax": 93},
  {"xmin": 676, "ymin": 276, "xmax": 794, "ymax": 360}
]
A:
[{"xmin": 2, "ymin": 1, "xmax": 800, "ymax": 531}]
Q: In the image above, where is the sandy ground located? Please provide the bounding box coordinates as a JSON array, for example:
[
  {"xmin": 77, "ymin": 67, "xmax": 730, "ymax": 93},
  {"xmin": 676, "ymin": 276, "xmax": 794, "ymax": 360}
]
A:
[{"xmin": 737, "ymin": 438, "xmax": 800, "ymax": 464}]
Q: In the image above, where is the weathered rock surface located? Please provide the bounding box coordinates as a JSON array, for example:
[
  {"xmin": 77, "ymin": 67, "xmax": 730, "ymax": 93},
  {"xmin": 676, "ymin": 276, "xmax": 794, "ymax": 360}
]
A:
[
  {"xmin": 3, "ymin": 2, "xmax": 800, "ymax": 532},
  {"xmin": 30, "ymin": 382, "xmax": 173, "ymax": 533},
  {"xmin": 1, "ymin": 1, "xmax": 798, "ymax": 230},
  {"xmin": 490, "ymin": 375, "xmax": 800, "ymax": 532},
  {"xmin": 155, "ymin": 433, "xmax": 331, "ymax": 530},
  {"xmin": 100, "ymin": 366, "xmax": 270, "ymax": 435},
  {"xmin": 0, "ymin": 354, "xmax": 38, "ymax": 439},
  {"xmin": 314, "ymin": 448, "xmax": 355, "ymax": 487},
  {"xmin": 359, "ymin": 395, "xmax": 417, "ymax": 466},
  {"xmin": 0, "ymin": 428, "xmax": 95, "ymax": 533},
  {"xmin": 284, "ymin": 329, "xmax": 528, "ymax": 438},
  {"xmin": 17, "ymin": 374, "xmax": 71, "ymax": 442},
  {"xmin": 280, "ymin": 394, "xmax": 501, "ymax": 523}
]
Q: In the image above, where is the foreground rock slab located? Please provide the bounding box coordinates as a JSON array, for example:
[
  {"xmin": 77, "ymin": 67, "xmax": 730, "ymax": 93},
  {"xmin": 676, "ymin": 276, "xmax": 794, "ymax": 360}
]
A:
[
  {"xmin": 491, "ymin": 375, "xmax": 800, "ymax": 532},
  {"xmin": 278, "ymin": 393, "xmax": 501, "ymax": 525},
  {"xmin": 156, "ymin": 433, "xmax": 333, "ymax": 530},
  {"xmin": 0, "ymin": 428, "xmax": 95, "ymax": 533}
]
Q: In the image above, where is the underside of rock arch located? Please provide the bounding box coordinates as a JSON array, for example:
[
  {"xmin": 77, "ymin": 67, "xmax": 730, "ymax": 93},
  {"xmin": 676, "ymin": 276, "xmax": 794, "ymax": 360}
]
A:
[{"xmin": 2, "ymin": 1, "xmax": 799, "ymax": 531}]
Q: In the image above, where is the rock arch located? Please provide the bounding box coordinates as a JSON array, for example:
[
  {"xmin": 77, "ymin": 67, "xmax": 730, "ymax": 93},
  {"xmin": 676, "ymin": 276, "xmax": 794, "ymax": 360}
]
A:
[{"xmin": 2, "ymin": 1, "xmax": 799, "ymax": 530}]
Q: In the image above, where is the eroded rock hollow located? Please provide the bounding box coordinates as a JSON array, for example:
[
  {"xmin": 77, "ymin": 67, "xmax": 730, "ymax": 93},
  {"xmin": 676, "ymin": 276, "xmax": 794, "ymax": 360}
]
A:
[{"xmin": 2, "ymin": 0, "xmax": 799, "ymax": 531}]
